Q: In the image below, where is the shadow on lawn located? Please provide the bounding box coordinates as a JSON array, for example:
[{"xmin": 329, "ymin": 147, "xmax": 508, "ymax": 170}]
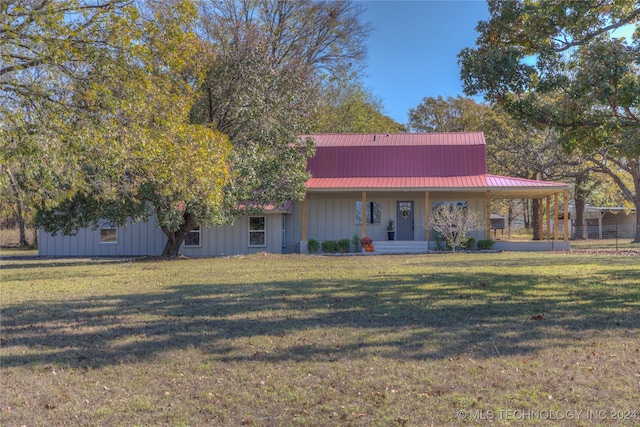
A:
[{"xmin": 3, "ymin": 263, "xmax": 639, "ymax": 368}]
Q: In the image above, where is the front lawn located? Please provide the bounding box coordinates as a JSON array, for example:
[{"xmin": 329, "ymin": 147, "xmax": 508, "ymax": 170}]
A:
[{"xmin": 1, "ymin": 252, "xmax": 639, "ymax": 426}]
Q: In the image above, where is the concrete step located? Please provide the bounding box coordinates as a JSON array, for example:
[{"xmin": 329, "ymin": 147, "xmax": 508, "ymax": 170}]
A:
[{"xmin": 365, "ymin": 240, "xmax": 429, "ymax": 254}]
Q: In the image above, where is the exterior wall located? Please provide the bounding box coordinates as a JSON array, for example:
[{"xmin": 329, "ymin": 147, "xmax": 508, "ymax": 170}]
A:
[
  {"xmin": 181, "ymin": 214, "xmax": 284, "ymax": 257},
  {"xmin": 39, "ymin": 213, "xmax": 286, "ymax": 257},
  {"xmin": 38, "ymin": 216, "xmax": 166, "ymax": 257},
  {"xmin": 578, "ymin": 209, "xmax": 637, "ymax": 239},
  {"xmin": 302, "ymin": 191, "xmax": 489, "ymax": 244}
]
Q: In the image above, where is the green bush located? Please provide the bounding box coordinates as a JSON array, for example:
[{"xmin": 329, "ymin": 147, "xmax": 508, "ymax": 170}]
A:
[
  {"xmin": 337, "ymin": 238, "xmax": 351, "ymax": 253},
  {"xmin": 351, "ymin": 234, "xmax": 360, "ymax": 252},
  {"xmin": 321, "ymin": 240, "xmax": 337, "ymax": 253},
  {"xmin": 307, "ymin": 239, "xmax": 319, "ymax": 254},
  {"xmin": 477, "ymin": 239, "xmax": 495, "ymax": 250},
  {"xmin": 461, "ymin": 237, "xmax": 475, "ymax": 250}
]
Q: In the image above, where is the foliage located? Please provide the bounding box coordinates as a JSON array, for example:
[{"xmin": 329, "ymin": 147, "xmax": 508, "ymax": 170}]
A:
[
  {"xmin": 461, "ymin": 237, "xmax": 476, "ymax": 250},
  {"xmin": 312, "ymin": 80, "xmax": 405, "ymax": 133},
  {"xmin": 307, "ymin": 238, "xmax": 320, "ymax": 254},
  {"xmin": 386, "ymin": 219, "xmax": 394, "ymax": 232},
  {"xmin": 336, "ymin": 238, "xmax": 351, "ymax": 254},
  {"xmin": 458, "ymin": 0, "xmax": 640, "ymax": 241},
  {"xmin": 30, "ymin": 0, "xmax": 233, "ymax": 256},
  {"xmin": 321, "ymin": 240, "xmax": 337, "ymax": 253},
  {"xmin": 189, "ymin": 23, "xmax": 316, "ymax": 220},
  {"xmin": 430, "ymin": 203, "xmax": 483, "ymax": 253},
  {"xmin": 351, "ymin": 233, "xmax": 361, "ymax": 252},
  {"xmin": 477, "ymin": 239, "xmax": 496, "ymax": 250}
]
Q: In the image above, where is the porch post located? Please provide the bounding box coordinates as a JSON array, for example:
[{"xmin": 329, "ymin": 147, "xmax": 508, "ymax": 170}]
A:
[
  {"xmin": 425, "ymin": 191, "xmax": 430, "ymax": 242},
  {"xmin": 563, "ymin": 190, "xmax": 569, "ymax": 242},
  {"xmin": 361, "ymin": 191, "xmax": 367, "ymax": 238},
  {"xmin": 598, "ymin": 210, "xmax": 603, "ymax": 239},
  {"xmin": 546, "ymin": 195, "xmax": 551, "ymax": 240},
  {"xmin": 554, "ymin": 192, "xmax": 559, "ymax": 241},
  {"xmin": 301, "ymin": 195, "xmax": 307, "ymax": 242},
  {"xmin": 538, "ymin": 198, "xmax": 544, "ymax": 240},
  {"xmin": 486, "ymin": 191, "xmax": 491, "ymax": 240}
]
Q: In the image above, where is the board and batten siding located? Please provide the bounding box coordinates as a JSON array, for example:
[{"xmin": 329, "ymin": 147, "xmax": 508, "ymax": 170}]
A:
[
  {"xmin": 301, "ymin": 191, "xmax": 489, "ymax": 243},
  {"xmin": 38, "ymin": 216, "xmax": 166, "ymax": 257},
  {"xmin": 181, "ymin": 214, "xmax": 284, "ymax": 257},
  {"xmin": 39, "ymin": 213, "xmax": 288, "ymax": 257}
]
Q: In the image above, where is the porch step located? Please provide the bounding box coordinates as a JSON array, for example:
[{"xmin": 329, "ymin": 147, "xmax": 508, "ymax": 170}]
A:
[{"xmin": 366, "ymin": 240, "xmax": 429, "ymax": 255}]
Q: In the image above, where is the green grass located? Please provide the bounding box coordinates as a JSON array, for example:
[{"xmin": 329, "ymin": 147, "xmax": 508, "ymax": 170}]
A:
[{"xmin": 1, "ymin": 253, "xmax": 639, "ymax": 426}]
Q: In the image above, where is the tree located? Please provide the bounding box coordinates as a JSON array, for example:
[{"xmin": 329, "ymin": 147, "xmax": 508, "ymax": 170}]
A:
[
  {"xmin": 1, "ymin": 0, "xmax": 138, "ymax": 245},
  {"xmin": 198, "ymin": 0, "xmax": 372, "ymax": 78},
  {"xmin": 312, "ymin": 80, "xmax": 405, "ymax": 133},
  {"xmin": 459, "ymin": 0, "xmax": 640, "ymax": 241},
  {"xmin": 430, "ymin": 202, "xmax": 482, "ymax": 253},
  {"xmin": 34, "ymin": 0, "xmax": 233, "ymax": 256},
  {"xmin": 190, "ymin": 1, "xmax": 375, "ymax": 221}
]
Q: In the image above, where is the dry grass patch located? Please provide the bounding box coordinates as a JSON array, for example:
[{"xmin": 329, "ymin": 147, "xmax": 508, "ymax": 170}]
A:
[{"xmin": 1, "ymin": 253, "xmax": 639, "ymax": 426}]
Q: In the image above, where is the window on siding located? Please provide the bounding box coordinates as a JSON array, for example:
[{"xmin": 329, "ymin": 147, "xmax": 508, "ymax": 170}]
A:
[
  {"xmin": 184, "ymin": 226, "xmax": 201, "ymax": 247},
  {"xmin": 355, "ymin": 201, "xmax": 381, "ymax": 225},
  {"xmin": 100, "ymin": 220, "xmax": 117, "ymax": 244},
  {"xmin": 249, "ymin": 216, "xmax": 266, "ymax": 247}
]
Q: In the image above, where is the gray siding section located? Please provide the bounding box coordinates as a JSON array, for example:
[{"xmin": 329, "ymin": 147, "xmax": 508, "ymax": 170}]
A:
[
  {"xmin": 181, "ymin": 214, "xmax": 284, "ymax": 257},
  {"xmin": 302, "ymin": 192, "xmax": 488, "ymax": 243},
  {"xmin": 38, "ymin": 216, "xmax": 166, "ymax": 257},
  {"xmin": 39, "ymin": 214, "xmax": 286, "ymax": 258}
]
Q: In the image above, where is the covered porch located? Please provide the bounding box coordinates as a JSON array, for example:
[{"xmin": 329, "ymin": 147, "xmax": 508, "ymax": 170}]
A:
[{"xmin": 298, "ymin": 176, "xmax": 571, "ymax": 254}]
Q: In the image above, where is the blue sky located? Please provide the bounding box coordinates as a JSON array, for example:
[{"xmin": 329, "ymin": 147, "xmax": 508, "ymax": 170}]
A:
[{"xmin": 360, "ymin": 1, "xmax": 490, "ymax": 125}]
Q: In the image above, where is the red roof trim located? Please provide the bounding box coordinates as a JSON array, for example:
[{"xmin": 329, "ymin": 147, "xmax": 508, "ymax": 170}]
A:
[
  {"xmin": 305, "ymin": 132, "xmax": 486, "ymax": 147},
  {"xmin": 306, "ymin": 174, "xmax": 569, "ymax": 190}
]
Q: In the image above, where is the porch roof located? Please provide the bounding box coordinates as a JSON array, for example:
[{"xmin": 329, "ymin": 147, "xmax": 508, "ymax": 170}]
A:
[{"xmin": 305, "ymin": 174, "xmax": 570, "ymax": 198}]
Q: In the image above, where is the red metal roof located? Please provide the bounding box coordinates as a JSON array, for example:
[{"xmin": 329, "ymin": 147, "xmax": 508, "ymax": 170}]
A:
[
  {"xmin": 306, "ymin": 132, "xmax": 486, "ymax": 147},
  {"xmin": 303, "ymin": 134, "xmax": 570, "ymax": 196},
  {"xmin": 305, "ymin": 174, "xmax": 569, "ymax": 197},
  {"xmin": 306, "ymin": 175, "xmax": 566, "ymax": 189},
  {"xmin": 306, "ymin": 133, "xmax": 487, "ymax": 178}
]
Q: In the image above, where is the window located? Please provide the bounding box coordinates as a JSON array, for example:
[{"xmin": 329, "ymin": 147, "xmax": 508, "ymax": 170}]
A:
[
  {"xmin": 184, "ymin": 226, "xmax": 201, "ymax": 247},
  {"xmin": 355, "ymin": 201, "xmax": 381, "ymax": 225},
  {"xmin": 249, "ymin": 216, "xmax": 266, "ymax": 247},
  {"xmin": 99, "ymin": 220, "xmax": 117, "ymax": 244}
]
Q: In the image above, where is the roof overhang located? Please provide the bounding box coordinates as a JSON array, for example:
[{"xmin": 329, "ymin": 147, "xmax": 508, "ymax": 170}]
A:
[{"xmin": 305, "ymin": 174, "xmax": 570, "ymax": 199}]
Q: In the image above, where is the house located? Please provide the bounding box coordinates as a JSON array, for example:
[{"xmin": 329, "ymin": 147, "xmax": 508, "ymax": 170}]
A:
[{"xmin": 38, "ymin": 133, "xmax": 571, "ymax": 257}]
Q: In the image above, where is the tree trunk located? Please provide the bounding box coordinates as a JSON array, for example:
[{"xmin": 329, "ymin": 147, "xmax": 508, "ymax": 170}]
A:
[
  {"xmin": 6, "ymin": 169, "xmax": 29, "ymax": 246},
  {"xmin": 160, "ymin": 213, "xmax": 196, "ymax": 256},
  {"xmin": 633, "ymin": 191, "xmax": 640, "ymax": 243},
  {"xmin": 573, "ymin": 182, "xmax": 588, "ymax": 240},
  {"xmin": 532, "ymin": 198, "xmax": 540, "ymax": 240}
]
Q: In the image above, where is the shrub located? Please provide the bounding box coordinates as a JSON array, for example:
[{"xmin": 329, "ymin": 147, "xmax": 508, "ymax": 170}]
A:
[
  {"xmin": 307, "ymin": 239, "xmax": 319, "ymax": 254},
  {"xmin": 321, "ymin": 240, "xmax": 337, "ymax": 253},
  {"xmin": 351, "ymin": 234, "xmax": 360, "ymax": 252},
  {"xmin": 337, "ymin": 238, "xmax": 351, "ymax": 253},
  {"xmin": 477, "ymin": 239, "xmax": 495, "ymax": 250},
  {"xmin": 461, "ymin": 237, "xmax": 475, "ymax": 250}
]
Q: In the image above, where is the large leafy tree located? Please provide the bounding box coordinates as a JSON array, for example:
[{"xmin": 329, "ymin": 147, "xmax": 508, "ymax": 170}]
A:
[
  {"xmin": 1, "ymin": 0, "xmax": 137, "ymax": 245},
  {"xmin": 5, "ymin": 0, "xmax": 232, "ymax": 256},
  {"xmin": 190, "ymin": 0, "xmax": 374, "ymax": 216},
  {"xmin": 459, "ymin": 0, "xmax": 640, "ymax": 241},
  {"xmin": 312, "ymin": 80, "xmax": 405, "ymax": 133}
]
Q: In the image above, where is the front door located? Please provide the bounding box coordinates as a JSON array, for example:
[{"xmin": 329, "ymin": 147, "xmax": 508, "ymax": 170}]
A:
[{"xmin": 396, "ymin": 201, "xmax": 414, "ymax": 240}]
